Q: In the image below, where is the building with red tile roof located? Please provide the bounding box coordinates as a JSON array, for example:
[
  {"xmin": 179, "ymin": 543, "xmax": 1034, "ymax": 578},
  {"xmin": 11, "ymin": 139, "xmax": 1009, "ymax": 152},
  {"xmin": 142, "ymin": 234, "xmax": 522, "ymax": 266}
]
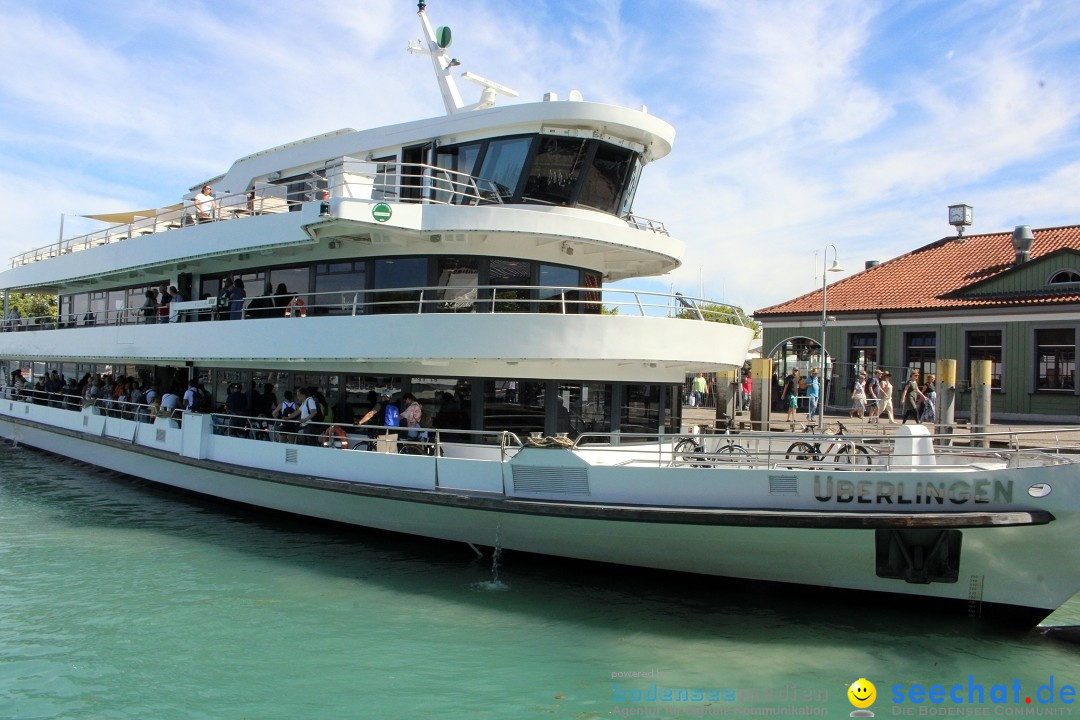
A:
[{"xmin": 754, "ymin": 224, "xmax": 1080, "ymax": 421}]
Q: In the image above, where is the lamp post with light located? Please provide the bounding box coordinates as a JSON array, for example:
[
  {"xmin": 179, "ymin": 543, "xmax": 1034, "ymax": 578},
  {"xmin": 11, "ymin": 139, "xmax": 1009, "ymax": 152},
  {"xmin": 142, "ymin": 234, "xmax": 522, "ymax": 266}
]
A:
[{"xmin": 819, "ymin": 245, "xmax": 844, "ymax": 430}]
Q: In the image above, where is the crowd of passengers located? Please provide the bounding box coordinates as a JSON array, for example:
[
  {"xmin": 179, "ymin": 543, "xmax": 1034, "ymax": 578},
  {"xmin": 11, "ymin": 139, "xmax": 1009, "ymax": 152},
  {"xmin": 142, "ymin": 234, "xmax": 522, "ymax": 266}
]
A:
[{"xmin": 4, "ymin": 369, "xmax": 446, "ymax": 447}]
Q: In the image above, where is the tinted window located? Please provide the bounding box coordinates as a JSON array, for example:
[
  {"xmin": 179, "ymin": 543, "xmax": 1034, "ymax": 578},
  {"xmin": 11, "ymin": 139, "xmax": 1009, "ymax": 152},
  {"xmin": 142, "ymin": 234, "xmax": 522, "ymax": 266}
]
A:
[
  {"xmin": 374, "ymin": 258, "xmax": 428, "ymax": 314},
  {"xmin": 538, "ymin": 264, "xmax": 580, "ymax": 313},
  {"xmin": 523, "ymin": 137, "xmax": 587, "ymax": 204},
  {"xmin": 477, "ymin": 137, "xmax": 532, "ymax": 200},
  {"xmin": 578, "ymin": 143, "xmax": 636, "ymax": 214}
]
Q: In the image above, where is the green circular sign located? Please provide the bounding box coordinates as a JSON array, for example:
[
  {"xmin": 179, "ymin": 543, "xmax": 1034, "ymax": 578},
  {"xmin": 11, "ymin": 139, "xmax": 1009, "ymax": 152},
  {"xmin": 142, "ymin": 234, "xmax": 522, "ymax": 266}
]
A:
[{"xmin": 372, "ymin": 203, "xmax": 392, "ymax": 222}]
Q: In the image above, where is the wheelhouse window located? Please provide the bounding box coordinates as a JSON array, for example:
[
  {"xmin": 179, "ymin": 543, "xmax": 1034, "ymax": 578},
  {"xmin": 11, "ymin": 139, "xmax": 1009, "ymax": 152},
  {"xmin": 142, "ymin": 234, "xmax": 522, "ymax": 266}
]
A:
[
  {"xmin": 434, "ymin": 143, "xmax": 481, "ymax": 204},
  {"xmin": 476, "ymin": 137, "xmax": 532, "ymax": 201},
  {"xmin": 966, "ymin": 329, "xmax": 1002, "ymax": 389},
  {"xmin": 1035, "ymin": 328, "xmax": 1075, "ymax": 391},
  {"xmin": 578, "ymin": 142, "xmax": 636, "ymax": 214},
  {"xmin": 523, "ymin": 136, "xmax": 588, "ymax": 205}
]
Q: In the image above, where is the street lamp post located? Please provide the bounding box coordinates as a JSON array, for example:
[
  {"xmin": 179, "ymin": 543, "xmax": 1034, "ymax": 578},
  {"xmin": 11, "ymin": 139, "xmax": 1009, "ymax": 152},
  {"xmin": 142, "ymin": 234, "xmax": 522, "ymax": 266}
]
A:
[{"xmin": 819, "ymin": 245, "xmax": 844, "ymax": 429}]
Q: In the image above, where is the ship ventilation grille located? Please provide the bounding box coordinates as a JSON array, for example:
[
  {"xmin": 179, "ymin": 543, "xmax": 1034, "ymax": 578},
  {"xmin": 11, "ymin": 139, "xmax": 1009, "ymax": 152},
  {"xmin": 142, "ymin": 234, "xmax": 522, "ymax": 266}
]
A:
[
  {"xmin": 286, "ymin": 448, "xmax": 298, "ymax": 463},
  {"xmin": 7, "ymin": 402, "xmax": 13, "ymax": 411},
  {"xmin": 83, "ymin": 416, "xmax": 90, "ymax": 427},
  {"xmin": 155, "ymin": 429, "xmax": 166, "ymax": 443},
  {"xmin": 511, "ymin": 466, "xmax": 589, "ymax": 495},
  {"xmin": 24, "ymin": 405, "xmax": 30, "ymax": 415},
  {"xmin": 769, "ymin": 475, "xmax": 798, "ymax": 495}
]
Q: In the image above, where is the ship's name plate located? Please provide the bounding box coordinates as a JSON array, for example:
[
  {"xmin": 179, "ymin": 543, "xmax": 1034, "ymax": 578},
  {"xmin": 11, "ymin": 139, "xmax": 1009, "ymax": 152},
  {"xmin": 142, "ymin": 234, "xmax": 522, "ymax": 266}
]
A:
[{"xmin": 813, "ymin": 477, "xmax": 1013, "ymax": 505}]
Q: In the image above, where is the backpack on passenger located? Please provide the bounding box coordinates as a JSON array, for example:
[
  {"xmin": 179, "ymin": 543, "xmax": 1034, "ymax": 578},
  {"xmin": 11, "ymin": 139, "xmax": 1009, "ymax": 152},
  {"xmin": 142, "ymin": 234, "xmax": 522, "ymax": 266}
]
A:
[
  {"xmin": 384, "ymin": 403, "xmax": 400, "ymax": 428},
  {"xmin": 193, "ymin": 387, "xmax": 213, "ymax": 413}
]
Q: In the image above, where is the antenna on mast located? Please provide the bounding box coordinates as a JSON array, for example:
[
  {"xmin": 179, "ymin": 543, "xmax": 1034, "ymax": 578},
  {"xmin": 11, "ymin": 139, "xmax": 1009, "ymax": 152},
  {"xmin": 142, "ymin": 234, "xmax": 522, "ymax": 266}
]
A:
[{"xmin": 408, "ymin": 1, "xmax": 517, "ymax": 115}]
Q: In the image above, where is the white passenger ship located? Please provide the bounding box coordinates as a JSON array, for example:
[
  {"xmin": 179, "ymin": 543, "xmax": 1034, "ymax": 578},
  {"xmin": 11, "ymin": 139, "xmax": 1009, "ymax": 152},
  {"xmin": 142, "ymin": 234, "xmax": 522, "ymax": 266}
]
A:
[{"xmin": 0, "ymin": 2, "xmax": 1077, "ymax": 628}]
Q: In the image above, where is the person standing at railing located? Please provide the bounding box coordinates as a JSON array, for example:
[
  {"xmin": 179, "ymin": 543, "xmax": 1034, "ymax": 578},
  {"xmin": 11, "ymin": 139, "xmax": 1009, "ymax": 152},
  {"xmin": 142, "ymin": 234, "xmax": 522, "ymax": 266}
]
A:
[
  {"xmin": 229, "ymin": 278, "xmax": 246, "ymax": 320},
  {"xmin": 156, "ymin": 283, "xmax": 171, "ymax": 324},
  {"xmin": 194, "ymin": 185, "xmax": 217, "ymax": 223}
]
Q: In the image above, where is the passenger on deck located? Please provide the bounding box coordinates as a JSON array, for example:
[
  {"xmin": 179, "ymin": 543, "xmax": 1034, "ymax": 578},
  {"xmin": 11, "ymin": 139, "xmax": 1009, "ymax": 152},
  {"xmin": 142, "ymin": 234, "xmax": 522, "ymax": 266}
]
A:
[
  {"xmin": 169, "ymin": 286, "xmax": 186, "ymax": 322},
  {"xmin": 142, "ymin": 289, "xmax": 158, "ymax": 323},
  {"xmin": 285, "ymin": 387, "xmax": 319, "ymax": 445},
  {"xmin": 272, "ymin": 283, "xmax": 294, "ymax": 318},
  {"xmin": 194, "ymin": 185, "xmax": 217, "ymax": 223},
  {"xmin": 229, "ymin": 279, "xmax": 246, "ymax": 321},
  {"xmin": 246, "ymin": 283, "xmax": 275, "ymax": 319},
  {"xmin": 400, "ymin": 393, "xmax": 423, "ymax": 438},
  {"xmin": 160, "ymin": 384, "xmax": 182, "ymax": 416},
  {"xmin": 272, "ymin": 390, "xmax": 298, "ymax": 443},
  {"xmin": 156, "ymin": 284, "xmax": 171, "ymax": 324}
]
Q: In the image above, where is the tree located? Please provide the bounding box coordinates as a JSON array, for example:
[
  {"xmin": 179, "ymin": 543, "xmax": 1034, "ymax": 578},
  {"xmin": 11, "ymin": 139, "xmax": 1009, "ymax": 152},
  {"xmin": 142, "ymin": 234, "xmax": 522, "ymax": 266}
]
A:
[
  {"xmin": 3, "ymin": 292, "xmax": 58, "ymax": 324},
  {"xmin": 676, "ymin": 301, "xmax": 761, "ymax": 339}
]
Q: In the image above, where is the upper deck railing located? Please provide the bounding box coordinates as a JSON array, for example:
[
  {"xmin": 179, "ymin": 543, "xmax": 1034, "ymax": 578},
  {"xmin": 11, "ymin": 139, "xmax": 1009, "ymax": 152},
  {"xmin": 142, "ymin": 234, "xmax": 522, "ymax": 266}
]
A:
[
  {"xmin": 1, "ymin": 287, "xmax": 749, "ymax": 331},
  {"xmin": 11, "ymin": 159, "xmax": 669, "ymax": 268}
]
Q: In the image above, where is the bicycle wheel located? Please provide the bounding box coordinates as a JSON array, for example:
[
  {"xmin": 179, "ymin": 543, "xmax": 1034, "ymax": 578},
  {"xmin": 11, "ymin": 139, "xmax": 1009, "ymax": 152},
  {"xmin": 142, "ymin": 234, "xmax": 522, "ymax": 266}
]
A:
[
  {"xmin": 833, "ymin": 444, "xmax": 873, "ymax": 466},
  {"xmin": 351, "ymin": 440, "xmax": 374, "ymax": 451},
  {"xmin": 715, "ymin": 443, "xmax": 751, "ymax": 459},
  {"xmin": 786, "ymin": 441, "xmax": 819, "ymax": 462},
  {"xmin": 398, "ymin": 442, "xmax": 425, "ymax": 456},
  {"xmin": 673, "ymin": 438, "xmax": 705, "ymax": 466}
]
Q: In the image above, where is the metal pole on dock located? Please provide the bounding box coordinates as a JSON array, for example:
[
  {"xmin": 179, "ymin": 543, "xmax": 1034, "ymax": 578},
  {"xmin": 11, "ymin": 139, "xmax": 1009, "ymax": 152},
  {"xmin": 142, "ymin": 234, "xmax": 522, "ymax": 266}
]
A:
[
  {"xmin": 937, "ymin": 358, "xmax": 956, "ymax": 443},
  {"xmin": 970, "ymin": 359, "xmax": 992, "ymax": 449},
  {"xmin": 750, "ymin": 358, "xmax": 772, "ymax": 432}
]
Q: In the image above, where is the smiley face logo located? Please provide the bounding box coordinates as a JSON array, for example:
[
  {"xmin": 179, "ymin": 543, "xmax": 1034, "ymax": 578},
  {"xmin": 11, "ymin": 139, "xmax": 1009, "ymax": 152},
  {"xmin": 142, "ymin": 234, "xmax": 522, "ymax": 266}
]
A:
[{"xmin": 848, "ymin": 678, "xmax": 876, "ymax": 716}]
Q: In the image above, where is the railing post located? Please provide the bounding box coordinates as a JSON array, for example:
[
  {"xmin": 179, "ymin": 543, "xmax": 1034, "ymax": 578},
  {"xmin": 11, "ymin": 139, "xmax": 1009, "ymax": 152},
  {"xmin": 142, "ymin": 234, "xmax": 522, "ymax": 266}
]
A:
[
  {"xmin": 417, "ymin": 289, "xmax": 425, "ymax": 314},
  {"xmin": 560, "ymin": 290, "xmax": 566, "ymax": 314},
  {"xmin": 634, "ymin": 293, "xmax": 645, "ymax": 315}
]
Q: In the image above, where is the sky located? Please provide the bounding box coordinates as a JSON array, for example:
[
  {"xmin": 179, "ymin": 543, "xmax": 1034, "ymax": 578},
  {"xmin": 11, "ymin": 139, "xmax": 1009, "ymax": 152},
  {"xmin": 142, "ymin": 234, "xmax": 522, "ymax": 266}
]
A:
[{"xmin": 1, "ymin": 0, "xmax": 1078, "ymax": 314}]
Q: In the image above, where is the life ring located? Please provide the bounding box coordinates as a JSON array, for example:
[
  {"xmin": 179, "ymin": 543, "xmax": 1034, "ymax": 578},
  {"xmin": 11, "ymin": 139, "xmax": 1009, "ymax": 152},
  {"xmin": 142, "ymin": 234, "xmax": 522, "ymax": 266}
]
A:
[
  {"xmin": 286, "ymin": 296, "xmax": 307, "ymax": 318},
  {"xmin": 321, "ymin": 425, "xmax": 348, "ymax": 449}
]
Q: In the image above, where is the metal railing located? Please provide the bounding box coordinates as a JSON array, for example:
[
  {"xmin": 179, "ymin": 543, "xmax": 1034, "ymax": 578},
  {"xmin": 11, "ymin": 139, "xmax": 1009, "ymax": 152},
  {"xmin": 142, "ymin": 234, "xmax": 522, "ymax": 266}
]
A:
[
  {"xmin": 11, "ymin": 160, "xmax": 670, "ymax": 267},
  {"xmin": 4, "ymin": 389, "xmax": 1078, "ymax": 472},
  {"xmin": 5, "ymin": 287, "xmax": 749, "ymax": 330}
]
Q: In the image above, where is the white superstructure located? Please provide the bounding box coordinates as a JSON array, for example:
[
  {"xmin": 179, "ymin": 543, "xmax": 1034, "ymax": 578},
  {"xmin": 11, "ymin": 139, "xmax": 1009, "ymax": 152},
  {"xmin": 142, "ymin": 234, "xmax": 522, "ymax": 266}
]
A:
[{"xmin": 0, "ymin": 3, "xmax": 1077, "ymax": 629}]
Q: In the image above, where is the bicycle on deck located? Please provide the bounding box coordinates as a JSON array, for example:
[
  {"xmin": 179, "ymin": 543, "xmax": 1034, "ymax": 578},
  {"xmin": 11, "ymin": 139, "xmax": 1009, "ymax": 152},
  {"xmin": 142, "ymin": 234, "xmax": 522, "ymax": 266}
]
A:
[
  {"xmin": 673, "ymin": 423, "xmax": 750, "ymax": 467},
  {"xmin": 784, "ymin": 421, "xmax": 875, "ymax": 466}
]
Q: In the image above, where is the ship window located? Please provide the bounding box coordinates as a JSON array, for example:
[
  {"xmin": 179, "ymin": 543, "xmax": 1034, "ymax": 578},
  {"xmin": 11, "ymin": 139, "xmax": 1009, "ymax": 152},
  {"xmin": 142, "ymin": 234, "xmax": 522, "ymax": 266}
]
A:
[
  {"xmin": 582, "ymin": 272, "xmax": 602, "ymax": 314},
  {"xmin": 558, "ymin": 382, "xmax": 611, "ymax": 439},
  {"xmin": 620, "ymin": 383, "xmax": 666, "ymax": 439},
  {"xmin": 372, "ymin": 156, "xmax": 397, "ymax": 201},
  {"xmin": 476, "ymin": 137, "xmax": 532, "ymax": 201},
  {"xmin": 269, "ymin": 267, "xmax": 310, "ymax": 301},
  {"xmin": 434, "ymin": 143, "xmax": 481, "ymax": 204},
  {"xmin": 435, "ymin": 257, "xmax": 479, "ymax": 313},
  {"xmin": 482, "ymin": 378, "xmax": 543, "ymax": 438},
  {"xmin": 314, "ymin": 261, "xmax": 366, "ymax": 316},
  {"xmin": 578, "ymin": 143, "xmax": 636, "ymax": 215},
  {"xmin": 616, "ymin": 156, "xmax": 643, "ymax": 218},
  {"xmin": 522, "ymin": 137, "xmax": 588, "ymax": 205},
  {"xmin": 538, "ymin": 264, "xmax": 580, "ymax": 314},
  {"xmin": 373, "ymin": 257, "xmax": 427, "ymax": 314},
  {"xmin": 488, "ymin": 259, "xmax": 531, "ymax": 312}
]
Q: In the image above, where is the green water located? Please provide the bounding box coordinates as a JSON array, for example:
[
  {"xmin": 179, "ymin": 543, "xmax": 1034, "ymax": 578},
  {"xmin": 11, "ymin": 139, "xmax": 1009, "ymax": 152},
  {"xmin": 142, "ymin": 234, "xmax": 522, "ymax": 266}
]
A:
[{"xmin": 1, "ymin": 445, "xmax": 1077, "ymax": 720}]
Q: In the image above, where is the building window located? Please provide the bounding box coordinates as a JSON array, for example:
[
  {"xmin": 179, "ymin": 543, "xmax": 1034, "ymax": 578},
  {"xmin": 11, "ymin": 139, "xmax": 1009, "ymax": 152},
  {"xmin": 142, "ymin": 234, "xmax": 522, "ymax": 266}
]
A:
[
  {"xmin": 904, "ymin": 332, "xmax": 936, "ymax": 380},
  {"xmin": 1048, "ymin": 270, "xmax": 1080, "ymax": 285},
  {"xmin": 966, "ymin": 329, "xmax": 1002, "ymax": 389},
  {"xmin": 1035, "ymin": 328, "xmax": 1075, "ymax": 391}
]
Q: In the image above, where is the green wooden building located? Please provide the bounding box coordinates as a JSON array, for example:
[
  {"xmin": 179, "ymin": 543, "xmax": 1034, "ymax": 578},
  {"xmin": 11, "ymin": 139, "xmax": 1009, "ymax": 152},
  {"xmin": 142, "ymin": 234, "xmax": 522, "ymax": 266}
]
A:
[{"xmin": 754, "ymin": 223, "xmax": 1080, "ymax": 421}]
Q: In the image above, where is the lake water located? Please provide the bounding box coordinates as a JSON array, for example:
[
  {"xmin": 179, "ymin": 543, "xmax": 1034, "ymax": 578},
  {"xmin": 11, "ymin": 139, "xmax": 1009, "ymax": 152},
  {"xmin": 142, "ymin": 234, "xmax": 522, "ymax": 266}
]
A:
[{"xmin": 1, "ymin": 444, "xmax": 1077, "ymax": 720}]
